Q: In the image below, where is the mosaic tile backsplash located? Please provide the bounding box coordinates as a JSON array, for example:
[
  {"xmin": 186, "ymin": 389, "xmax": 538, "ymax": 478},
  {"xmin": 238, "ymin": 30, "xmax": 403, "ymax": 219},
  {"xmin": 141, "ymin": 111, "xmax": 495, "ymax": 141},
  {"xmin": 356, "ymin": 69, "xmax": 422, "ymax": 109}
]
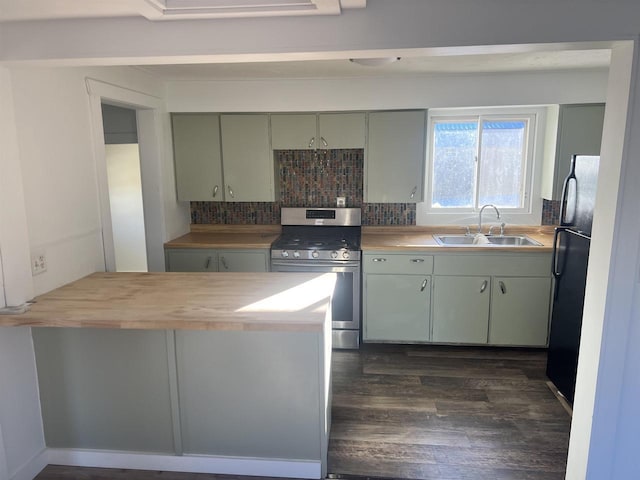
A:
[
  {"xmin": 191, "ymin": 149, "xmax": 416, "ymax": 225},
  {"xmin": 542, "ymin": 199, "xmax": 561, "ymax": 225}
]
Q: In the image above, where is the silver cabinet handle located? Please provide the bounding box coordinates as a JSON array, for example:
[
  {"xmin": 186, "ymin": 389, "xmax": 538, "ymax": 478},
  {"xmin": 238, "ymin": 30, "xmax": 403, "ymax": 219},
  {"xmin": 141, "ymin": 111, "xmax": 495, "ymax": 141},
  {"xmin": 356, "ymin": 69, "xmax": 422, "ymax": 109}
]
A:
[
  {"xmin": 420, "ymin": 278, "xmax": 428, "ymax": 292},
  {"xmin": 480, "ymin": 280, "xmax": 488, "ymax": 293},
  {"xmin": 212, "ymin": 185, "xmax": 219, "ymax": 198},
  {"xmin": 410, "ymin": 258, "xmax": 425, "ymax": 263},
  {"xmin": 205, "ymin": 256, "xmax": 212, "ymax": 269},
  {"xmin": 410, "ymin": 186, "xmax": 417, "ymax": 199},
  {"xmin": 320, "ymin": 136, "xmax": 328, "ymax": 148},
  {"xmin": 499, "ymin": 281, "xmax": 507, "ymax": 294},
  {"xmin": 372, "ymin": 258, "xmax": 387, "ymax": 262},
  {"xmin": 227, "ymin": 185, "xmax": 234, "ymax": 198},
  {"xmin": 220, "ymin": 256, "xmax": 228, "ymax": 270},
  {"xmin": 308, "ymin": 137, "xmax": 315, "ymax": 149}
]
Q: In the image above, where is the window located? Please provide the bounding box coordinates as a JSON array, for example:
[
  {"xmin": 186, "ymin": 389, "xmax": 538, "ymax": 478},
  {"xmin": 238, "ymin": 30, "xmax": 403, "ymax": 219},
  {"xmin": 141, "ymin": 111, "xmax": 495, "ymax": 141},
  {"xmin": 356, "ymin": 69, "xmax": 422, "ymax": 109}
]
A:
[{"xmin": 428, "ymin": 111, "xmax": 536, "ymax": 213}]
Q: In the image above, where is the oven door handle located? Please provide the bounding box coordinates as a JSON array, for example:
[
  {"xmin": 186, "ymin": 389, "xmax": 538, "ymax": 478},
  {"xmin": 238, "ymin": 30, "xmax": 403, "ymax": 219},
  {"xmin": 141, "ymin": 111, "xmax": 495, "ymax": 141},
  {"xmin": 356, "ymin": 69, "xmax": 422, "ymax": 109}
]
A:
[{"xmin": 271, "ymin": 261, "xmax": 361, "ymax": 269}]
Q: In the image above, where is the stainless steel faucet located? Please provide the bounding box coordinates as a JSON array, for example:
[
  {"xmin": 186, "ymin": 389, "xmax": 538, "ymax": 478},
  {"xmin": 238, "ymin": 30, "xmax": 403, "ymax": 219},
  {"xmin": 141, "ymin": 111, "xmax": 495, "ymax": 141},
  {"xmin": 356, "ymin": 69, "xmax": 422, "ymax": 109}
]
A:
[{"xmin": 478, "ymin": 204, "xmax": 501, "ymax": 234}]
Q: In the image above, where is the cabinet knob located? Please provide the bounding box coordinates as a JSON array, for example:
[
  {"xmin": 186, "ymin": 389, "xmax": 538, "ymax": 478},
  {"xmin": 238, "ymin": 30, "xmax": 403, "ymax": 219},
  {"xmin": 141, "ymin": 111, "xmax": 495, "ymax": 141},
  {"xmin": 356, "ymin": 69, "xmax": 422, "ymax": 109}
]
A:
[
  {"xmin": 410, "ymin": 186, "xmax": 417, "ymax": 199},
  {"xmin": 205, "ymin": 256, "xmax": 212, "ymax": 269},
  {"xmin": 228, "ymin": 185, "xmax": 235, "ymax": 198},
  {"xmin": 410, "ymin": 258, "xmax": 424, "ymax": 263},
  {"xmin": 320, "ymin": 136, "xmax": 328, "ymax": 149},
  {"xmin": 372, "ymin": 258, "xmax": 387, "ymax": 262},
  {"xmin": 308, "ymin": 137, "xmax": 315, "ymax": 149},
  {"xmin": 480, "ymin": 280, "xmax": 488, "ymax": 293},
  {"xmin": 212, "ymin": 185, "xmax": 219, "ymax": 198},
  {"xmin": 420, "ymin": 278, "xmax": 428, "ymax": 292},
  {"xmin": 499, "ymin": 281, "xmax": 507, "ymax": 294},
  {"xmin": 221, "ymin": 256, "xmax": 228, "ymax": 270}
]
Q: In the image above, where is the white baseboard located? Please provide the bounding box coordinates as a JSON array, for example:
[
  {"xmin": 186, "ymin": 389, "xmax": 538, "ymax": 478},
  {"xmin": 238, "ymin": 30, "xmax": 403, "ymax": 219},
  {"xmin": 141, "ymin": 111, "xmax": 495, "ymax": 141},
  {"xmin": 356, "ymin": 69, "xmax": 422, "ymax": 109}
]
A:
[
  {"xmin": 46, "ymin": 449, "xmax": 321, "ymax": 479},
  {"xmin": 10, "ymin": 449, "xmax": 47, "ymax": 480}
]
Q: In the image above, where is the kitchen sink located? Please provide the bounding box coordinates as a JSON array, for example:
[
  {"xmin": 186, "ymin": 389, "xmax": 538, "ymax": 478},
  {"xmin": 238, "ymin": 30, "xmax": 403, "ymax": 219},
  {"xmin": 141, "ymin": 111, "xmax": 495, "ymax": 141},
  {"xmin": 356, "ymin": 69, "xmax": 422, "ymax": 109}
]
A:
[{"xmin": 433, "ymin": 234, "xmax": 543, "ymax": 247}]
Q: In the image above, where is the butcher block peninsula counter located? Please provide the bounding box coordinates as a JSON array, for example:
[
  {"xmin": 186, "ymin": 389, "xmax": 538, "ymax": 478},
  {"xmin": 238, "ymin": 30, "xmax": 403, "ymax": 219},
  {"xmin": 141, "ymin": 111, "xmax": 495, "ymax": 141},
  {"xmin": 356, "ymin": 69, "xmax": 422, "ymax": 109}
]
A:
[{"xmin": 1, "ymin": 272, "xmax": 335, "ymax": 479}]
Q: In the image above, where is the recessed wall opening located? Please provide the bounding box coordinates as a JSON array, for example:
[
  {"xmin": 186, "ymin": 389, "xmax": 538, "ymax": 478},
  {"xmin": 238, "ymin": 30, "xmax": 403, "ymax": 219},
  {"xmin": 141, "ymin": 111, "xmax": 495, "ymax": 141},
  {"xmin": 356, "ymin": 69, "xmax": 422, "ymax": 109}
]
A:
[{"xmin": 101, "ymin": 103, "xmax": 148, "ymax": 272}]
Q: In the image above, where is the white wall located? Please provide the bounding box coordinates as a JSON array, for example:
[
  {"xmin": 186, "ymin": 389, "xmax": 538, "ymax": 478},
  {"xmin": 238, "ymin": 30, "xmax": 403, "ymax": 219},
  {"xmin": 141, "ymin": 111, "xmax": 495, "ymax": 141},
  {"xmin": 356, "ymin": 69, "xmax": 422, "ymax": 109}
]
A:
[
  {"xmin": 8, "ymin": 65, "xmax": 182, "ymax": 295},
  {"xmin": 166, "ymin": 69, "xmax": 609, "ymax": 112}
]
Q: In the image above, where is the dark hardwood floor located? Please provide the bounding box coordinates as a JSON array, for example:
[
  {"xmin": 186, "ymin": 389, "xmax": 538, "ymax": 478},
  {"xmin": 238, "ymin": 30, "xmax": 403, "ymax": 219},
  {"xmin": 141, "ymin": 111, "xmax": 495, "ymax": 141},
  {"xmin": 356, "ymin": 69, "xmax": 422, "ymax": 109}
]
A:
[{"xmin": 36, "ymin": 345, "xmax": 570, "ymax": 480}]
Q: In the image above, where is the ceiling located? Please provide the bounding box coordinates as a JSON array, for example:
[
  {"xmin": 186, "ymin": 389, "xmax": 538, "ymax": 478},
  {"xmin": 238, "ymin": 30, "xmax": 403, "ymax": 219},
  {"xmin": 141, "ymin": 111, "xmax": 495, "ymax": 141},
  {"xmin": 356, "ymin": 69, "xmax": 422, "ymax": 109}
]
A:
[
  {"xmin": 134, "ymin": 49, "xmax": 611, "ymax": 81},
  {"xmin": 0, "ymin": 0, "xmax": 365, "ymax": 22}
]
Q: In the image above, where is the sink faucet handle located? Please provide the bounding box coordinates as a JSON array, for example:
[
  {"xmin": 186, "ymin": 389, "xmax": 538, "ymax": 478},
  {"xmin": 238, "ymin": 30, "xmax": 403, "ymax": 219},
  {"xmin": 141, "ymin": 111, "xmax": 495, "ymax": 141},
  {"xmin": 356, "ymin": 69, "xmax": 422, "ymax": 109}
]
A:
[
  {"xmin": 465, "ymin": 225, "xmax": 471, "ymax": 236},
  {"xmin": 500, "ymin": 222, "xmax": 506, "ymax": 236}
]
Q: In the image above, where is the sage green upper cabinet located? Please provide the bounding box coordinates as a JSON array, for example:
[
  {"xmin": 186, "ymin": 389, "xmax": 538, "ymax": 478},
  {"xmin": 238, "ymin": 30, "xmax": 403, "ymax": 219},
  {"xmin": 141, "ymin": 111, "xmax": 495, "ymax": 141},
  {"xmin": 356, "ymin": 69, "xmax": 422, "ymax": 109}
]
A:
[
  {"xmin": 366, "ymin": 110, "xmax": 426, "ymax": 203},
  {"xmin": 271, "ymin": 114, "xmax": 317, "ymax": 149},
  {"xmin": 271, "ymin": 113, "xmax": 366, "ymax": 150},
  {"xmin": 318, "ymin": 113, "xmax": 366, "ymax": 149},
  {"xmin": 220, "ymin": 114, "xmax": 275, "ymax": 202},
  {"xmin": 553, "ymin": 104, "xmax": 605, "ymax": 200},
  {"xmin": 171, "ymin": 114, "xmax": 223, "ymax": 202}
]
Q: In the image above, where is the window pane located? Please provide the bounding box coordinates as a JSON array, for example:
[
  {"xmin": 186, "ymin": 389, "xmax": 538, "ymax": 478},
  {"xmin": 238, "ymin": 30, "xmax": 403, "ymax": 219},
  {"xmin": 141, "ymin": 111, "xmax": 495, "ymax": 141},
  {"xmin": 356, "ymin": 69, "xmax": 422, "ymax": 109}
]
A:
[
  {"xmin": 478, "ymin": 120, "xmax": 526, "ymax": 208},
  {"xmin": 432, "ymin": 121, "xmax": 478, "ymax": 208}
]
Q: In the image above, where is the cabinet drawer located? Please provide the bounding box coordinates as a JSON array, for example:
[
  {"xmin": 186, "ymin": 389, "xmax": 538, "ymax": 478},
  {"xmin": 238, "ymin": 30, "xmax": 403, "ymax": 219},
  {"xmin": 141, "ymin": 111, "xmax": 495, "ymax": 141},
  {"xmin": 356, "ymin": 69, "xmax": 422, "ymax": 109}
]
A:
[
  {"xmin": 364, "ymin": 253, "xmax": 433, "ymax": 274},
  {"xmin": 434, "ymin": 253, "xmax": 551, "ymax": 277}
]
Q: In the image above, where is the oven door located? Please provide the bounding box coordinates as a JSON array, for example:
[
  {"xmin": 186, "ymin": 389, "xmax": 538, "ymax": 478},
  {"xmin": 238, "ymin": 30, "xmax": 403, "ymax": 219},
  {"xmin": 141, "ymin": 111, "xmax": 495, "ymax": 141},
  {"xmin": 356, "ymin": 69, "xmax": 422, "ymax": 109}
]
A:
[{"xmin": 270, "ymin": 261, "xmax": 360, "ymax": 331}]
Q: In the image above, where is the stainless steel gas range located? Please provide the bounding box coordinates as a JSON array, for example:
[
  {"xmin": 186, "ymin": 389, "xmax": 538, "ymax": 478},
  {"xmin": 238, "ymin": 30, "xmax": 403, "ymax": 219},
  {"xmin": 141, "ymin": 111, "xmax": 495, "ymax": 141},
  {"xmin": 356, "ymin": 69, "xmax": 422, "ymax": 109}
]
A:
[{"xmin": 270, "ymin": 207, "xmax": 361, "ymax": 349}]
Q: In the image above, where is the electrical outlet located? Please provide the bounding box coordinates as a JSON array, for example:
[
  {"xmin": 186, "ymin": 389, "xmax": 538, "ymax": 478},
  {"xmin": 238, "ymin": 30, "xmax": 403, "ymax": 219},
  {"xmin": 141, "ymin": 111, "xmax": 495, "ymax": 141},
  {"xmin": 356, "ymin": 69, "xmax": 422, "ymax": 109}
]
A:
[{"xmin": 31, "ymin": 252, "xmax": 47, "ymax": 275}]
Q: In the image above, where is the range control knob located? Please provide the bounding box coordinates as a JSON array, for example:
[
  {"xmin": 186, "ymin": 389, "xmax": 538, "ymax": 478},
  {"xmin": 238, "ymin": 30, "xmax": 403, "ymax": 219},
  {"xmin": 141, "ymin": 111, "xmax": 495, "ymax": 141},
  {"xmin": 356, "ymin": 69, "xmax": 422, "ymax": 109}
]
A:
[
  {"xmin": 281, "ymin": 250, "xmax": 289, "ymax": 258},
  {"xmin": 293, "ymin": 250, "xmax": 300, "ymax": 258},
  {"xmin": 342, "ymin": 250, "xmax": 351, "ymax": 259},
  {"xmin": 330, "ymin": 251, "xmax": 339, "ymax": 259},
  {"xmin": 311, "ymin": 250, "xmax": 320, "ymax": 259}
]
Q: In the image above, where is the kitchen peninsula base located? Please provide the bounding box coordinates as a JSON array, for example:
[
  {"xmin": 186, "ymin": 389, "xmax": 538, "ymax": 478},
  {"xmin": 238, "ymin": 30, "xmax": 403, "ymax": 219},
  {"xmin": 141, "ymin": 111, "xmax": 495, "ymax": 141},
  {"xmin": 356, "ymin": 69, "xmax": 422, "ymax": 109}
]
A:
[{"xmin": 2, "ymin": 272, "xmax": 334, "ymax": 480}]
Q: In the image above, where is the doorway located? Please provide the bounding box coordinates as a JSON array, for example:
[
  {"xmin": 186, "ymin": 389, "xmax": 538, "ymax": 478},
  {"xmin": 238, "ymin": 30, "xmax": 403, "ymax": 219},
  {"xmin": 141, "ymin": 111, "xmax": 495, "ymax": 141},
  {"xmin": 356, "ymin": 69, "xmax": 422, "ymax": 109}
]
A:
[{"xmin": 101, "ymin": 104, "xmax": 148, "ymax": 272}]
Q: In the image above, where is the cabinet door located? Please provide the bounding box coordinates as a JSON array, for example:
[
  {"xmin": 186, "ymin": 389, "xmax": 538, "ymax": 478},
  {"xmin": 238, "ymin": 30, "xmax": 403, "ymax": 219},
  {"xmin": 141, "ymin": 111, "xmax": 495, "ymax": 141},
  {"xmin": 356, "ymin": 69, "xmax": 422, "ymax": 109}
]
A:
[
  {"xmin": 271, "ymin": 114, "xmax": 317, "ymax": 149},
  {"xmin": 319, "ymin": 113, "xmax": 366, "ymax": 149},
  {"xmin": 553, "ymin": 104, "xmax": 605, "ymax": 199},
  {"xmin": 165, "ymin": 249, "xmax": 218, "ymax": 272},
  {"xmin": 218, "ymin": 250, "xmax": 268, "ymax": 272},
  {"xmin": 489, "ymin": 276, "xmax": 551, "ymax": 346},
  {"xmin": 221, "ymin": 114, "xmax": 274, "ymax": 201},
  {"xmin": 366, "ymin": 110, "xmax": 426, "ymax": 203},
  {"xmin": 171, "ymin": 114, "xmax": 224, "ymax": 202},
  {"xmin": 364, "ymin": 274, "xmax": 430, "ymax": 342},
  {"xmin": 432, "ymin": 276, "xmax": 490, "ymax": 344}
]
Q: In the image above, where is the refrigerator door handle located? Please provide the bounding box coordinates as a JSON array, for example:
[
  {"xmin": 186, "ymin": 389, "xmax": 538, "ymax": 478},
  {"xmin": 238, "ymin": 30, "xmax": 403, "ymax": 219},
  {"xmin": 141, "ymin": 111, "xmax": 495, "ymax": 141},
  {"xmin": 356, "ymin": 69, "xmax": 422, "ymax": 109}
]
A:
[
  {"xmin": 560, "ymin": 156, "xmax": 577, "ymax": 226},
  {"xmin": 552, "ymin": 227, "xmax": 569, "ymax": 279}
]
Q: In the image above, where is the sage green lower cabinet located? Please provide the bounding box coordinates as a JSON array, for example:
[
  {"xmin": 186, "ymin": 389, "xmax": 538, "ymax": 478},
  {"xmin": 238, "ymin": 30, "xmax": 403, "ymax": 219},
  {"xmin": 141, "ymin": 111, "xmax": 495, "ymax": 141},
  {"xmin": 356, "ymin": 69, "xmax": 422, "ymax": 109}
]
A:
[
  {"xmin": 32, "ymin": 328, "xmax": 175, "ymax": 452},
  {"xmin": 362, "ymin": 252, "xmax": 433, "ymax": 343},
  {"xmin": 218, "ymin": 249, "xmax": 268, "ymax": 272},
  {"xmin": 364, "ymin": 274, "xmax": 430, "ymax": 342},
  {"xmin": 165, "ymin": 248, "xmax": 268, "ymax": 272},
  {"xmin": 432, "ymin": 252, "xmax": 552, "ymax": 347},
  {"xmin": 165, "ymin": 248, "xmax": 218, "ymax": 272},
  {"xmin": 489, "ymin": 276, "xmax": 552, "ymax": 346},
  {"xmin": 432, "ymin": 276, "xmax": 491, "ymax": 344}
]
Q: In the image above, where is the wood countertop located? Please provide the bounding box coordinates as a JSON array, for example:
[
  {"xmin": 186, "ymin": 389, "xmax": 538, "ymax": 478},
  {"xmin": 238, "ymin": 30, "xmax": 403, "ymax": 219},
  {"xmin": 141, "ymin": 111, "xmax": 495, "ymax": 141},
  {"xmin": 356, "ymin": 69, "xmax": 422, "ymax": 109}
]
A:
[
  {"xmin": 0, "ymin": 272, "xmax": 335, "ymax": 332},
  {"xmin": 164, "ymin": 225, "xmax": 280, "ymax": 249},
  {"xmin": 361, "ymin": 226, "xmax": 555, "ymax": 252}
]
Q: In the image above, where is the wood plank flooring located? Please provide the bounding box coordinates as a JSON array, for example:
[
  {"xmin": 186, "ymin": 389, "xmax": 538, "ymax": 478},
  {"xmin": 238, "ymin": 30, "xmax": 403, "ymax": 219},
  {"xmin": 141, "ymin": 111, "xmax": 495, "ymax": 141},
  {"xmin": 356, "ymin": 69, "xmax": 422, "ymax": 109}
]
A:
[
  {"xmin": 328, "ymin": 344, "xmax": 571, "ymax": 479},
  {"xmin": 36, "ymin": 345, "xmax": 570, "ymax": 480}
]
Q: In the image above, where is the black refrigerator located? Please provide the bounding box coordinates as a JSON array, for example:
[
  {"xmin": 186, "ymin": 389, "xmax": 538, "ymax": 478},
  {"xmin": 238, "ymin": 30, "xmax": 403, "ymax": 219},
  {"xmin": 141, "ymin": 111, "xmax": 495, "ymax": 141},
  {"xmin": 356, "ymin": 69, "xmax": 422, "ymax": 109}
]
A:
[{"xmin": 546, "ymin": 154, "xmax": 599, "ymax": 406}]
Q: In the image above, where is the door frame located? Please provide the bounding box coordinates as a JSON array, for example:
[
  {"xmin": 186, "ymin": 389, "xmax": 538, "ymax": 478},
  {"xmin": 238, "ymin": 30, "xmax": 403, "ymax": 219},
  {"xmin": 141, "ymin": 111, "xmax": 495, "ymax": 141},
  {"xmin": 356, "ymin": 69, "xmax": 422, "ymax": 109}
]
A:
[{"xmin": 86, "ymin": 78, "xmax": 167, "ymax": 272}]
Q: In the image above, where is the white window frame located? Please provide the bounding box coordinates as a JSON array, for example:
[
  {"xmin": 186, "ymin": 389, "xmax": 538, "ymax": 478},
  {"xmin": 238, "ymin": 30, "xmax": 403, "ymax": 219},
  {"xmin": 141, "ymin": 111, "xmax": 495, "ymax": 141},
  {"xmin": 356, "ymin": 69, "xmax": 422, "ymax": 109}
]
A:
[{"xmin": 418, "ymin": 106, "xmax": 547, "ymax": 226}]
